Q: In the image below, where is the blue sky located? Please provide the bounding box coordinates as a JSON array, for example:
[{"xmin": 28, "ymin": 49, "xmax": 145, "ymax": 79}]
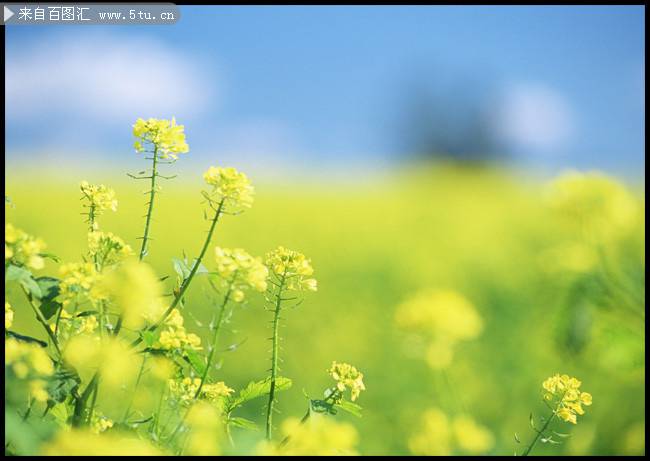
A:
[{"xmin": 5, "ymin": 6, "xmax": 645, "ymax": 179}]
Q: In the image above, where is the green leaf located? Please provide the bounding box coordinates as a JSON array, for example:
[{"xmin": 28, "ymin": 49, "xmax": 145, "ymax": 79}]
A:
[
  {"xmin": 529, "ymin": 412, "xmax": 536, "ymax": 430},
  {"xmin": 333, "ymin": 399, "xmax": 363, "ymax": 418},
  {"xmin": 6, "ymin": 264, "xmax": 33, "ymax": 283},
  {"xmin": 185, "ymin": 349, "xmax": 207, "ymax": 376},
  {"xmin": 172, "ymin": 258, "xmax": 191, "ymax": 281},
  {"xmin": 46, "ymin": 368, "xmax": 81, "ymax": 406},
  {"xmin": 142, "ymin": 330, "xmax": 157, "ymax": 348},
  {"xmin": 35, "ymin": 277, "xmax": 62, "ymax": 320},
  {"xmin": 40, "ymin": 253, "xmax": 61, "ymax": 263},
  {"xmin": 6, "ymin": 265, "xmax": 43, "ymax": 299},
  {"xmin": 48, "ymin": 403, "xmax": 70, "ymax": 428},
  {"xmin": 228, "ymin": 417, "xmax": 258, "ymax": 431},
  {"xmin": 227, "ymin": 377, "xmax": 292, "ymax": 411},
  {"xmin": 5, "ymin": 331, "xmax": 48, "ymax": 347}
]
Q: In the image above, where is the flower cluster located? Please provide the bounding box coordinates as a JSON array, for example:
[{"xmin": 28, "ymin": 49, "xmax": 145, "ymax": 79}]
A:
[
  {"xmin": 265, "ymin": 246, "xmax": 317, "ymax": 291},
  {"xmin": 5, "ymin": 337, "xmax": 54, "ymax": 402},
  {"xmin": 542, "ymin": 374, "xmax": 592, "ymax": 424},
  {"xmin": 203, "ymin": 166, "xmax": 255, "ymax": 211},
  {"xmin": 214, "ymin": 247, "xmax": 268, "ymax": 302},
  {"xmin": 50, "ymin": 309, "xmax": 99, "ymax": 341},
  {"xmin": 5, "ymin": 223, "xmax": 47, "ymax": 270},
  {"xmin": 87, "ymin": 231, "xmax": 133, "ymax": 267},
  {"xmin": 408, "ymin": 408, "xmax": 494, "ymax": 455},
  {"xmin": 80, "ymin": 181, "xmax": 118, "ymax": 220},
  {"xmin": 58, "ymin": 262, "xmax": 106, "ymax": 307},
  {"xmin": 201, "ymin": 381, "xmax": 235, "ymax": 402},
  {"xmin": 90, "ymin": 412, "xmax": 114, "ymax": 434},
  {"xmin": 156, "ymin": 309, "xmax": 202, "ymax": 352},
  {"xmin": 395, "ymin": 290, "xmax": 483, "ymax": 370},
  {"xmin": 6, "ymin": 301, "xmax": 14, "ymax": 329},
  {"xmin": 258, "ymin": 415, "xmax": 359, "ymax": 456},
  {"xmin": 133, "ymin": 117, "xmax": 189, "ymax": 160},
  {"xmin": 328, "ymin": 361, "xmax": 366, "ymax": 402}
]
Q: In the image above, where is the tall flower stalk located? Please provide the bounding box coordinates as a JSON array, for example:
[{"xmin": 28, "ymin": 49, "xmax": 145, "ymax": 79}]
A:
[
  {"xmin": 264, "ymin": 247, "xmax": 318, "ymax": 440},
  {"xmin": 520, "ymin": 374, "xmax": 592, "ymax": 456}
]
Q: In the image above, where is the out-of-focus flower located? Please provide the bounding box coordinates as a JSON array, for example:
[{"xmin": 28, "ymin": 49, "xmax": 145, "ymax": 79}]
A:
[
  {"xmin": 5, "ymin": 223, "xmax": 46, "ymax": 270},
  {"xmin": 184, "ymin": 402, "xmax": 222, "ymax": 456},
  {"xmin": 546, "ymin": 171, "xmax": 639, "ymax": 241},
  {"xmin": 213, "ymin": 247, "xmax": 268, "ymax": 301},
  {"xmin": 99, "ymin": 260, "xmax": 165, "ymax": 330},
  {"xmin": 408, "ymin": 408, "xmax": 451, "ymax": 456},
  {"xmin": 258, "ymin": 414, "xmax": 359, "ymax": 456},
  {"xmin": 40, "ymin": 429, "xmax": 165, "ymax": 455},
  {"xmin": 395, "ymin": 290, "xmax": 483, "ymax": 370},
  {"xmin": 64, "ymin": 336, "xmax": 139, "ymax": 389},
  {"xmin": 542, "ymin": 374, "xmax": 592, "ymax": 424},
  {"xmin": 409, "ymin": 408, "xmax": 494, "ymax": 455},
  {"xmin": 452, "ymin": 415, "xmax": 494, "ymax": 454},
  {"xmin": 5, "ymin": 301, "xmax": 14, "ymax": 329},
  {"xmin": 5, "ymin": 337, "xmax": 54, "ymax": 402},
  {"xmin": 328, "ymin": 361, "xmax": 366, "ymax": 402},
  {"xmin": 203, "ymin": 166, "xmax": 254, "ymax": 211},
  {"xmin": 133, "ymin": 117, "xmax": 189, "ymax": 160},
  {"xmin": 265, "ymin": 246, "xmax": 317, "ymax": 292}
]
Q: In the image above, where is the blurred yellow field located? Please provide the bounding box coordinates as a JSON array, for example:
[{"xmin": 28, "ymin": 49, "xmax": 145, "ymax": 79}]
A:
[{"xmin": 5, "ymin": 155, "xmax": 645, "ymax": 455}]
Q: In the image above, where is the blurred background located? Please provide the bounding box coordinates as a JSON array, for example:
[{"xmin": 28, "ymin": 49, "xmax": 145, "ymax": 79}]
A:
[{"xmin": 5, "ymin": 5, "xmax": 646, "ymax": 456}]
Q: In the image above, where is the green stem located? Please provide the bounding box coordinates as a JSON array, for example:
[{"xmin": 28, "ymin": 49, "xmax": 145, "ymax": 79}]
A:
[
  {"xmin": 72, "ymin": 373, "xmax": 99, "ymax": 427},
  {"xmin": 194, "ymin": 281, "xmax": 233, "ymax": 398},
  {"xmin": 266, "ymin": 273, "xmax": 287, "ymax": 441},
  {"xmin": 166, "ymin": 277, "xmax": 236, "ymax": 443},
  {"xmin": 139, "ymin": 146, "xmax": 159, "ymax": 261},
  {"xmin": 279, "ymin": 406, "xmax": 310, "ymax": 448},
  {"xmin": 20, "ymin": 285, "xmax": 61, "ymax": 357},
  {"xmin": 121, "ymin": 352, "xmax": 148, "ymax": 424},
  {"xmin": 522, "ymin": 409, "xmax": 556, "ymax": 456},
  {"xmin": 130, "ymin": 199, "xmax": 225, "ymax": 349}
]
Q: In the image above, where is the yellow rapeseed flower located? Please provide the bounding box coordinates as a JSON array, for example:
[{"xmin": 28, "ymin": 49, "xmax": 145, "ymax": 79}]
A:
[
  {"xmin": 5, "ymin": 337, "xmax": 54, "ymax": 402},
  {"xmin": 328, "ymin": 361, "xmax": 366, "ymax": 402},
  {"xmin": 213, "ymin": 247, "xmax": 268, "ymax": 301},
  {"xmin": 542, "ymin": 373, "xmax": 592, "ymax": 424},
  {"xmin": 5, "ymin": 223, "xmax": 46, "ymax": 270},
  {"xmin": 87, "ymin": 231, "xmax": 133, "ymax": 267},
  {"xmin": 265, "ymin": 246, "xmax": 318, "ymax": 292},
  {"xmin": 203, "ymin": 166, "xmax": 255, "ymax": 211},
  {"xmin": 258, "ymin": 414, "xmax": 359, "ymax": 456},
  {"xmin": 5, "ymin": 301, "xmax": 14, "ymax": 329},
  {"xmin": 133, "ymin": 117, "xmax": 189, "ymax": 160}
]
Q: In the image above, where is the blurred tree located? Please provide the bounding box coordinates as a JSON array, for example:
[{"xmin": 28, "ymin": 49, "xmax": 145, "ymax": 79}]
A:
[{"xmin": 395, "ymin": 75, "xmax": 508, "ymax": 165}]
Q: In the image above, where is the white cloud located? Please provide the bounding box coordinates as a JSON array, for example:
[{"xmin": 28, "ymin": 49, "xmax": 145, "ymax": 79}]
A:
[
  {"xmin": 496, "ymin": 83, "xmax": 575, "ymax": 152},
  {"xmin": 5, "ymin": 32, "xmax": 215, "ymax": 122}
]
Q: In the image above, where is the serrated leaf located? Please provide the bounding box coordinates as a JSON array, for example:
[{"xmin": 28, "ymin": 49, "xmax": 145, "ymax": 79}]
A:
[
  {"xmin": 227, "ymin": 377, "xmax": 292, "ymax": 411},
  {"xmin": 228, "ymin": 417, "xmax": 258, "ymax": 431},
  {"xmin": 333, "ymin": 399, "xmax": 363, "ymax": 418},
  {"xmin": 35, "ymin": 277, "xmax": 62, "ymax": 319}
]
